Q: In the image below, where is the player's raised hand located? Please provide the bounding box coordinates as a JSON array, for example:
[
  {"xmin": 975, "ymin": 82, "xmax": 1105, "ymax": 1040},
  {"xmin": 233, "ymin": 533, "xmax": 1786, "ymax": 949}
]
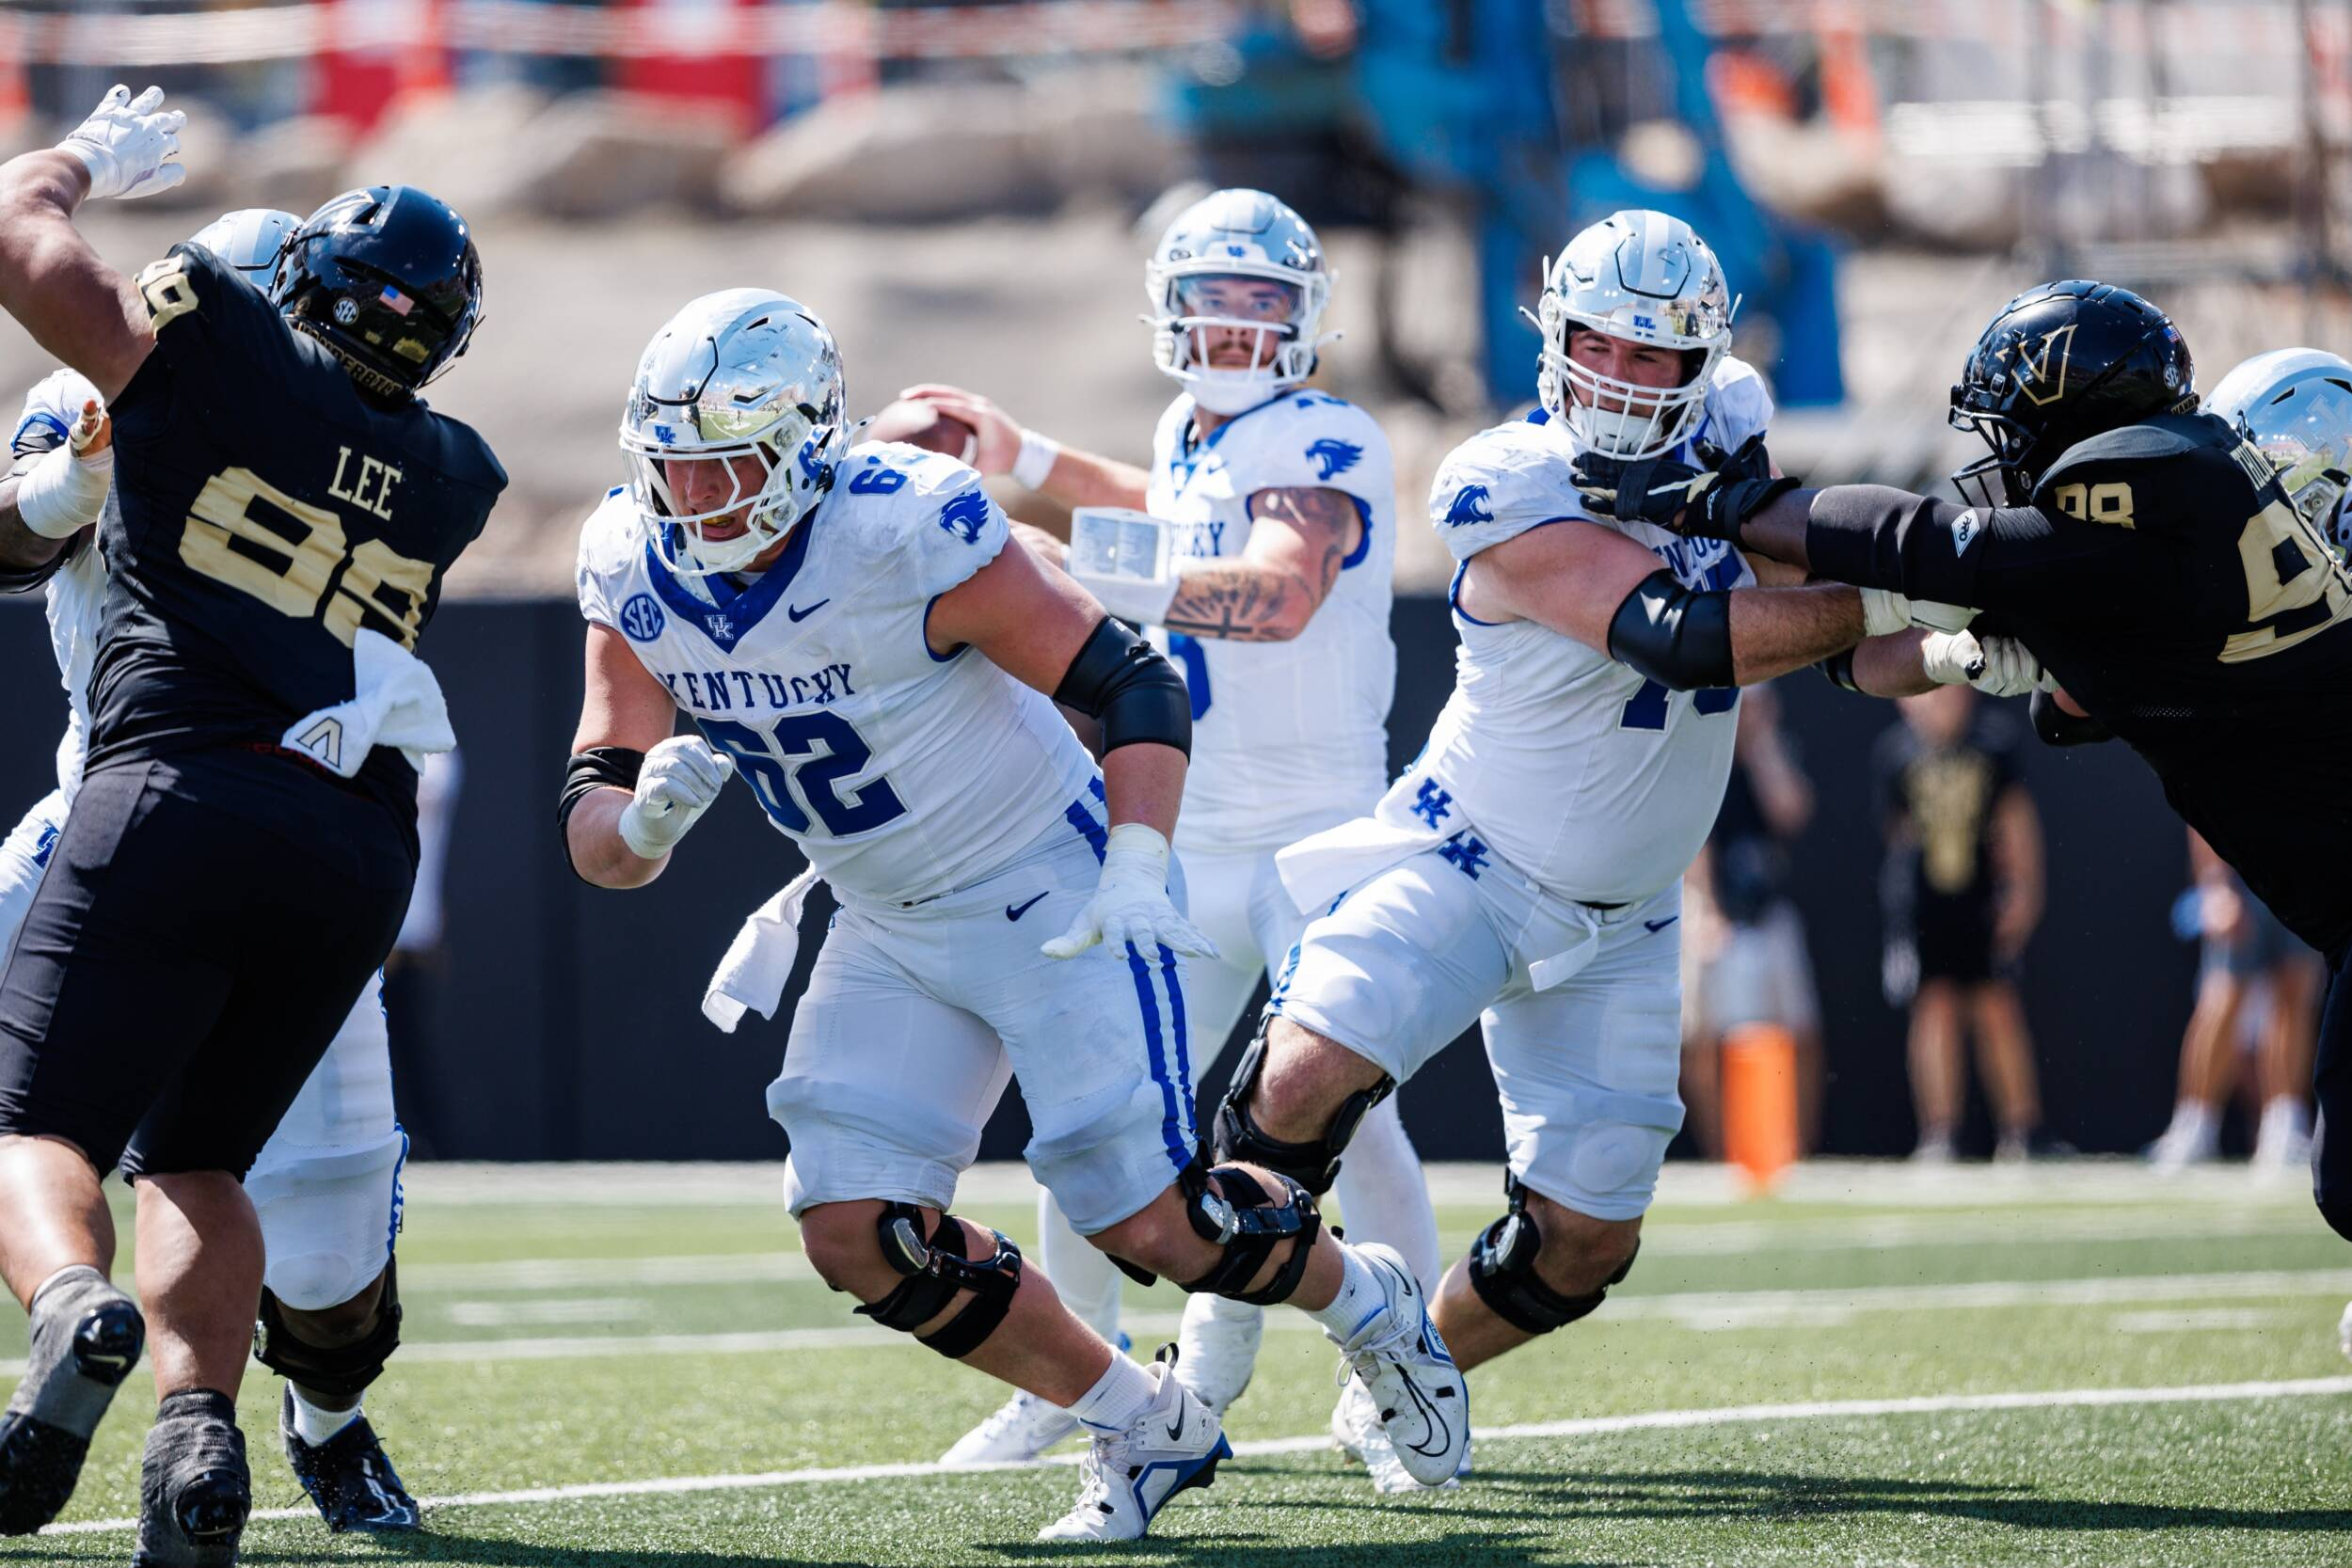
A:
[
  {"xmin": 1041, "ymin": 822, "xmax": 1218, "ymax": 962},
  {"xmin": 1571, "ymin": 433, "xmax": 1793, "ymax": 543},
  {"xmin": 69, "ymin": 397, "xmax": 111, "ymax": 458},
  {"xmin": 616, "ymin": 736, "xmax": 735, "ymax": 861},
  {"xmin": 897, "ymin": 384, "xmax": 1022, "ymax": 477},
  {"xmin": 56, "ymin": 85, "xmax": 187, "ymax": 201}
]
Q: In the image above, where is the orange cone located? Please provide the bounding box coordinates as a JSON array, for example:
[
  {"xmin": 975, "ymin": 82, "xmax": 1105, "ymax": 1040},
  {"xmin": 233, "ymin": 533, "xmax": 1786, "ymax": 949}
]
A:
[{"xmin": 1720, "ymin": 1022, "xmax": 1800, "ymax": 1194}]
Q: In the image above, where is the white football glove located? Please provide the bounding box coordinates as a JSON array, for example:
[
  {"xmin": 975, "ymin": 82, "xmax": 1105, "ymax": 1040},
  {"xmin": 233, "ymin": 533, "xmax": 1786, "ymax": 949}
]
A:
[
  {"xmin": 1921, "ymin": 629, "xmax": 2043, "ymax": 697},
  {"xmin": 1041, "ymin": 822, "xmax": 1218, "ymax": 962},
  {"xmin": 616, "ymin": 736, "xmax": 735, "ymax": 861},
  {"xmin": 56, "ymin": 85, "xmax": 186, "ymax": 202},
  {"xmin": 1860, "ymin": 588, "xmax": 1977, "ymax": 639}
]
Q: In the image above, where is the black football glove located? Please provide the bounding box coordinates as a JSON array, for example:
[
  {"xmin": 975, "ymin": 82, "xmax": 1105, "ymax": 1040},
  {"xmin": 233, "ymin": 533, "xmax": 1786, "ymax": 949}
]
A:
[{"xmin": 1571, "ymin": 433, "xmax": 1797, "ymax": 543}]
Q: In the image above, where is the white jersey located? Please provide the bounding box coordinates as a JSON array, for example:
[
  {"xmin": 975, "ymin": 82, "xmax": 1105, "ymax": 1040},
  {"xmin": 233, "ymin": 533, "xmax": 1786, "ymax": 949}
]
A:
[
  {"xmin": 1144, "ymin": 389, "xmax": 1396, "ymax": 850},
  {"xmin": 577, "ymin": 441, "xmax": 1097, "ymax": 908},
  {"xmin": 9, "ymin": 369, "xmax": 111, "ymax": 804},
  {"xmin": 1393, "ymin": 357, "xmax": 1775, "ymax": 904}
]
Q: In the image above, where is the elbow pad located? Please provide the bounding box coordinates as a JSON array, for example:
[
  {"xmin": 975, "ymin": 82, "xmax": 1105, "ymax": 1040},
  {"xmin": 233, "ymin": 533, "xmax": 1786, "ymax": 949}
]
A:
[
  {"xmin": 2030, "ymin": 689, "xmax": 2112, "ymax": 748},
  {"xmin": 1053, "ymin": 616, "xmax": 1191, "ymax": 758},
  {"xmin": 557, "ymin": 747, "xmax": 645, "ymax": 877},
  {"xmin": 1606, "ymin": 569, "xmax": 1735, "ymax": 691}
]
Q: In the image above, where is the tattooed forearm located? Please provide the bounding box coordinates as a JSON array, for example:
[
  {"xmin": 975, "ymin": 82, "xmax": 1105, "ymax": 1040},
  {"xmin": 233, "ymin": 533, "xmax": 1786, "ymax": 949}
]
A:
[{"xmin": 1161, "ymin": 485, "xmax": 1360, "ymax": 641}]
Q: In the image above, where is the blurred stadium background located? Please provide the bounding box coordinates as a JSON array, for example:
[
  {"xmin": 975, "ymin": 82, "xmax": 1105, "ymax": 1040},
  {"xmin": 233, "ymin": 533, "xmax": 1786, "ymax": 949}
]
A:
[{"xmin": 2, "ymin": 0, "xmax": 2350, "ymax": 1169}]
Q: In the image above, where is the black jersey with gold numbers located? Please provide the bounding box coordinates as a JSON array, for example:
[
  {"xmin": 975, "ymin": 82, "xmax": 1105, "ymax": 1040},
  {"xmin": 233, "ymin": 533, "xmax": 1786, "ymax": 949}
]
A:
[
  {"xmin": 1807, "ymin": 411, "xmax": 2352, "ymax": 958},
  {"xmin": 93, "ymin": 242, "xmax": 505, "ymax": 824}
]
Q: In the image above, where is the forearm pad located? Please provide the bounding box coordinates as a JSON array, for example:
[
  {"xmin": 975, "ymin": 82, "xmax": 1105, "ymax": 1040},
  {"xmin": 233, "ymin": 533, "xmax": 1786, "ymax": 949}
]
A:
[
  {"xmin": 558, "ymin": 746, "xmax": 645, "ymax": 876},
  {"xmin": 1606, "ymin": 569, "xmax": 1734, "ymax": 691},
  {"xmin": 1053, "ymin": 616, "xmax": 1191, "ymax": 758},
  {"xmin": 2030, "ymin": 688, "xmax": 2112, "ymax": 747}
]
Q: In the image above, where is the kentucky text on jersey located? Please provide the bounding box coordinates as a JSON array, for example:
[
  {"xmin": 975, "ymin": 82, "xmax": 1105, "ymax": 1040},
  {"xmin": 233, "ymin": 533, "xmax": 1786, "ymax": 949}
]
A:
[{"xmin": 658, "ymin": 664, "xmax": 857, "ymax": 712}]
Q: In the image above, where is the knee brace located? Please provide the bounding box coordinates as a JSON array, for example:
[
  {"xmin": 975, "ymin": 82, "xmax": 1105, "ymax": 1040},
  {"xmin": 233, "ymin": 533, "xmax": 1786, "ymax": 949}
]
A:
[
  {"xmin": 2319, "ymin": 1192, "xmax": 2352, "ymax": 1245},
  {"xmin": 852, "ymin": 1203, "xmax": 1023, "ymax": 1359},
  {"xmin": 1210, "ymin": 1017, "xmax": 1394, "ymax": 1196},
  {"xmin": 1113, "ymin": 1155, "xmax": 1325, "ymax": 1306},
  {"xmin": 1466, "ymin": 1180, "xmax": 1639, "ymax": 1336},
  {"xmin": 253, "ymin": 1257, "xmax": 402, "ymax": 1400}
]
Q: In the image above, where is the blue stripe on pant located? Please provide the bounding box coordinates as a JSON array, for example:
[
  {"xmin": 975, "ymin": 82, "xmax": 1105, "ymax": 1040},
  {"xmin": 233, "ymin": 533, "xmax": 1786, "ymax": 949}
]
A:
[{"xmin": 1125, "ymin": 941, "xmax": 1193, "ymax": 1174}]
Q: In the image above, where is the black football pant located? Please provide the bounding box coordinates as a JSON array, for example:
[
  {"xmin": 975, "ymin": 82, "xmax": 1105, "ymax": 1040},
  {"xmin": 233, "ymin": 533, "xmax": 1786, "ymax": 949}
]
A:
[{"xmin": 0, "ymin": 752, "xmax": 413, "ymax": 1179}]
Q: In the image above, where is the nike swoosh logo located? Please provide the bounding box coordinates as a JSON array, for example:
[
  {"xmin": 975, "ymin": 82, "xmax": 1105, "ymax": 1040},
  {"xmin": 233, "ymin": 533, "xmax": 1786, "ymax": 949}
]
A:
[
  {"xmin": 1005, "ymin": 893, "xmax": 1048, "ymax": 921},
  {"xmin": 787, "ymin": 598, "xmax": 830, "ymax": 622},
  {"xmin": 1645, "ymin": 916, "xmax": 1679, "ymax": 933},
  {"xmin": 1166, "ymin": 1412, "xmax": 1188, "ymax": 1442}
]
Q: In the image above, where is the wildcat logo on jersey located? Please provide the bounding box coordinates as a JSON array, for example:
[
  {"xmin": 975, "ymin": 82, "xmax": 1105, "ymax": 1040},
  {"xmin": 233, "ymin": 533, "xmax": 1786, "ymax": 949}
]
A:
[
  {"xmin": 938, "ymin": 490, "xmax": 990, "ymax": 545},
  {"xmin": 1306, "ymin": 438, "xmax": 1362, "ymax": 482},
  {"xmin": 1443, "ymin": 484, "xmax": 1493, "ymax": 527},
  {"xmin": 619, "ymin": 594, "xmax": 666, "ymax": 642}
]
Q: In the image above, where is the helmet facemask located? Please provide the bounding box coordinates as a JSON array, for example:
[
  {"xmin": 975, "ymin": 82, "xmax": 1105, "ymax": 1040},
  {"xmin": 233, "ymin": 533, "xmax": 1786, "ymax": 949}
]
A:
[
  {"xmin": 1149, "ymin": 267, "xmax": 1327, "ymax": 415},
  {"xmin": 1947, "ymin": 396, "xmax": 2043, "ymax": 510},
  {"xmin": 623, "ymin": 402, "xmax": 830, "ymax": 579}
]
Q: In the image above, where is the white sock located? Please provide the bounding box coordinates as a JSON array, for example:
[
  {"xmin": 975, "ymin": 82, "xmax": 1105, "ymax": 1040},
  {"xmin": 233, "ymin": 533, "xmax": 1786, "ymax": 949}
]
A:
[
  {"xmin": 1061, "ymin": 1349, "xmax": 1155, "ymax": 1433},
  {"xmin": 1305, "ymin": 1243, "xmax": 1387, "ymax": 1346},
  {"xmin": 288, "ymin": 1385, "xmax": 363, "ymax": 1447},
  {"xmin": 1329, "ymin": 1097, "xmax": 1443, "ymax": 1287},
  {"xmin": 1039, "ymin": 1189, "xmax": 1121, "ymax": 1340},
  {"xmin": 2262, "ymin": 1095, "xmax": 2311, "ymax": 1141}
]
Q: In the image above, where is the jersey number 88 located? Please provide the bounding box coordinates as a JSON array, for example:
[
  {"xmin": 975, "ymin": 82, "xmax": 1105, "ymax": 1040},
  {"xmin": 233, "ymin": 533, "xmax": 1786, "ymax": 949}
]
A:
[{"xmin": 178, "ymin": 467, "xmax": 433, "ymax": 650}]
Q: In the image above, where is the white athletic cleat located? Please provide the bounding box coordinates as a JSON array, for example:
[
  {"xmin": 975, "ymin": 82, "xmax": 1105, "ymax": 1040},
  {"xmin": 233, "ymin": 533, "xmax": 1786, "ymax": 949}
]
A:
[
  {"xmin": 1172, "ymin": 1292, "xmax": 1264, "ymax": 1416},
  {"xmin": 1325, "ymin": 1243, "xmax": 1470, "ymax": 1489},
  {"xmin": 1036, "ymin": 1354, "xmax": 1230, "ymax": 1543},
  {"xmin": 943, "ymin": 1334, "xmax": 1129, "ymax": 1465},
  {"xmin": 2337, "ymin": 1299, "xmax": 2351, "ymax": 1361},
  {"xmin": 1330, "ymin": 1376, "xmax": 1461, "ymax": 1494}
]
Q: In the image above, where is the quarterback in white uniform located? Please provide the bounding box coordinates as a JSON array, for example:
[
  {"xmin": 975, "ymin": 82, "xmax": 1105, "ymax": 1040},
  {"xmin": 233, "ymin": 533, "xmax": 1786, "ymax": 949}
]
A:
[
  {"xmin": 563, "ymin": 289, "xmax": 1470, "ymax": 1542},
  {"xmin": 1210, "ymin": 210, "xmax": 1992, "ymax": 1386},
  {"xmin": 905, "ymin": 188, "xmax": 1442, "ymax": 1482},
  {"xmin": 0, "ymin": 212, "xmax": 419, "ymax": 1535}
]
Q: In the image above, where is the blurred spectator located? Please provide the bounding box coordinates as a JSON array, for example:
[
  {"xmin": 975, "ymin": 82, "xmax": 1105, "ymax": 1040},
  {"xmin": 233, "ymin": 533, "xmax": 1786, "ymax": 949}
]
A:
[
  {"xmin": 2144, "ymin": 829, "xmax": 2321, "ymax": 1171},
  {"xmin": 384, "ymin": 747, "xmax": 461, "ymax": 1157},
  {"xmin": 1682, "ymin": 682, "xmax": 1824, "ymax": 1157},
  {"xmin": 1876, "ymin": 687, "xmax": 2051, "ymax": 1163}
]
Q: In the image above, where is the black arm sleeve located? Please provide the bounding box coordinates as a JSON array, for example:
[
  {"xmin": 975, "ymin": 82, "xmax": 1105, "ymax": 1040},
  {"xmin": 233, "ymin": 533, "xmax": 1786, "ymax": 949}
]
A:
[
  {"xmin": 1053, "ymin": 616, "xmax": 1191, "ymax": 758},
  {"xmin": 557, "ymin": 747, "xmax": 645, "ymax": 879},
  {"xmin": 1606, "ymin": 568, "xmax": 1734, "ymax": 691},
  {"xmin": 1804, "ymin": 484, "xmax": 2124, "ymax": 612},
  {"xmin": 2029, "ymin": 688, "xmax": 2114, "ymax": 747}
]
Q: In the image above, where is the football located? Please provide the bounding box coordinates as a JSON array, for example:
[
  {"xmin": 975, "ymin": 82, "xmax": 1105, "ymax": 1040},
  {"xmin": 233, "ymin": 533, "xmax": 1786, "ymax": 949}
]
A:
[{"xmin": 866, "ymin": 398, "xmax": 978, "ymax": 462}]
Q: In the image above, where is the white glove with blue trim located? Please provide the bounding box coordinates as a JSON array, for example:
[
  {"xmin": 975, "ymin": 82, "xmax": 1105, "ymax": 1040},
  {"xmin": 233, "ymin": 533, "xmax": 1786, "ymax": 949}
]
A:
[
  {"xmin": 617, "ymin": 736, "xmax": 735, "ymax": 861},
  {"xmin": 56, "ymin": 86, "xmax": 186, "ymax": 202},
  {"xmin": 1042, "ymin": 822, "xmax": 1218, "ymax": 961}
]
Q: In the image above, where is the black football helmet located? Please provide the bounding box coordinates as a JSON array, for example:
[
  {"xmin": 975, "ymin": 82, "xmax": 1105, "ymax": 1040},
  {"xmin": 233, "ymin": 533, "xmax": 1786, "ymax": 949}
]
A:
[
  {"xmin": 1948, "ymin": 278, "xmax": 2196, "ymax": 506},
  {"xmin": 271, "ymin": 185, "xmax": 483, "ymax": 400}
]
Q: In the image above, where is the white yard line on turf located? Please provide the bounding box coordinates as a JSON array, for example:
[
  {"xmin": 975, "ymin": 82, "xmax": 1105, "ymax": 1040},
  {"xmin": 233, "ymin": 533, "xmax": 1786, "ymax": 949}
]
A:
[
  {"xmin": 41, "ymin": 1374, "xmax": 2352, "ymax": 1537},
  {"xmin": 8, "ymin": 1268, "xmax": 2344, "ymax": 1377}
]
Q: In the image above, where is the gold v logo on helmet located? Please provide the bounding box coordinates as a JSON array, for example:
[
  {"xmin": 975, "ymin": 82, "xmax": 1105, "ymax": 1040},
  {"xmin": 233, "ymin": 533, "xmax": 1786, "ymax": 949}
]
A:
[{"xmin": 2017, "ymin": 325, "xmax": 2076, "ymax": 407}]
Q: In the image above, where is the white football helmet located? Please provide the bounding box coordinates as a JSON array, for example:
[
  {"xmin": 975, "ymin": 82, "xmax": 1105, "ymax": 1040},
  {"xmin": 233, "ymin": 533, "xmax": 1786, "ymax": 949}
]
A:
[
  {"xmin": 619, "ymin": 289, "xmax": 846, "ymax": 578},
  {"xmin": 187, "ymin": 207, "xmax": 299, "ymax": 286},
  {"xmin": 2206, "ymin": 346, "xmax": 2352, "ymax": 561},
  {"xmin": 1528, "ymin": 209, "xmax": 1735, "ymax": 460},
  {"xmin": 1146, "ymin": 188, "xmax": 1332, "ymax": 415}
]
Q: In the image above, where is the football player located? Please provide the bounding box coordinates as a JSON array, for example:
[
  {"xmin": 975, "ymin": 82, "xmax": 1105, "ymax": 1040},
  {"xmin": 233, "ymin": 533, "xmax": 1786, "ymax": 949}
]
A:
[
  {"xmin": 1574, "ymin": 285, "xmax": 2352, "ymax": 1266},
  {"xmin": 0, "ymin": 209, "xmax": 422, "ymax": 1538},
  {"xmin": 900, "ymin": 188, "xmax": 1445, "ymax": 1484},
  {"xmin": 1202, "ymin": 210, "xmax": 1960, "ymax": 1393},
  {"xmin": 562, "ymin": 288, "xmax": 1470, "ymax": 1540},
  {"xmin": 0, "ymin": 89, "xmax": 503, "ymax": 1562}
]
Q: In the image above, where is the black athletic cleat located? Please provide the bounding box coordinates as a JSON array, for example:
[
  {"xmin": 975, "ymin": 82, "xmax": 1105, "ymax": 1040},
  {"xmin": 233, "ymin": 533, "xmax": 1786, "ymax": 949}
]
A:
[
  {"xmin": 0, "ymin": 1288, "xmax": 145, "ymax": 1534},
  {"xmin": 133, "ymin": 1390, "xmax": 248, "ymax": 1567},
  {"xmin": 282, "ymin": 1388, "xmax": 421, "ymax": 1533}
]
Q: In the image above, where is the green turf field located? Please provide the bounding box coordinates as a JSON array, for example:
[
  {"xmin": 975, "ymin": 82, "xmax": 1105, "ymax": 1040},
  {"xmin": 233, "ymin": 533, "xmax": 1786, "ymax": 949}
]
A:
[{"xmin": 7, "ymin": 1162, "xmax": 2348, "ymax": 1566}]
